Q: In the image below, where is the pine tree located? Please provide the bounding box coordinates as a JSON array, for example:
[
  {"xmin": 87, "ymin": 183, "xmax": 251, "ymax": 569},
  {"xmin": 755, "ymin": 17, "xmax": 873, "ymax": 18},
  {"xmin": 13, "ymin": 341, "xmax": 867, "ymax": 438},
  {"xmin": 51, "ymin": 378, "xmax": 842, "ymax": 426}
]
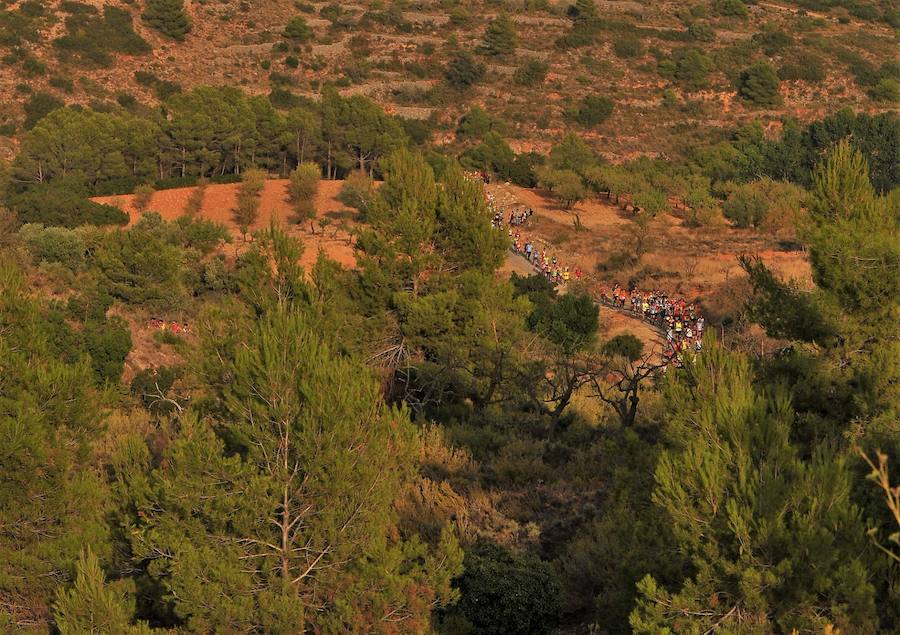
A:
[
  {"xmin": 0, "ymin": 263, "xmax": 110, "ymax": 630},
  {"xmin": 142, "ymin": 0, "xmax": 191, "ymax": 41},
  {"xmin": 118, "ymin": 307, "xmax": 463, "ymax": 632},
  {"xmin": 478, "ymin": 13, "xmax": 517, "ymax": 57},
  {"xmin": 629, "ymin": 337, "xmax": 878, "ymax": 633},
  {"xmin": 53, "ymin": 549, "xmax": 151, "ymax": 635}
]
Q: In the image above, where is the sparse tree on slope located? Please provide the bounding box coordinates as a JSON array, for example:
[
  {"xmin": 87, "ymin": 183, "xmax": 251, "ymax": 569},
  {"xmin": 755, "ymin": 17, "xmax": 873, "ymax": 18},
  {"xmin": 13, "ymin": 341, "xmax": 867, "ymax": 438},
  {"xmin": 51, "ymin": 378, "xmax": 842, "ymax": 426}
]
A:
[
  {"xmin": 143, "ymin": 0, "xmax": 191, "ymax": 41},
  {"xmin": 479, "ymin": 13, "xmax": 517, "ymax": 58}
]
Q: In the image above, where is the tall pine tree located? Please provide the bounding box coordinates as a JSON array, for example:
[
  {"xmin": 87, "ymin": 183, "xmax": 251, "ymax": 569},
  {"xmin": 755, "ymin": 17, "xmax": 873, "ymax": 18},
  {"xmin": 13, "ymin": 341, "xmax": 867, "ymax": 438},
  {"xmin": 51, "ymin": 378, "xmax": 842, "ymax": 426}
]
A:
[
  {"xmin": 630, "ymin": 338, "xmax": 878, "ymax": 633},
  {"xmin": 116, "ymin": 305, "xmax": 462, "ymax": 632}
]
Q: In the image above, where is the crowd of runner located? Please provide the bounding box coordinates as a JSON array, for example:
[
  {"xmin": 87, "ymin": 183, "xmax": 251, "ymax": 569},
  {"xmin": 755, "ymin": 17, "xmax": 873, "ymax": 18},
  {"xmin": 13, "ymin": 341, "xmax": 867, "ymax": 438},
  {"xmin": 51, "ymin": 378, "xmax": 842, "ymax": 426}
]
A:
[{"xmin": 598, "ymin": 285, "xmax": 704, "ymax": 361}]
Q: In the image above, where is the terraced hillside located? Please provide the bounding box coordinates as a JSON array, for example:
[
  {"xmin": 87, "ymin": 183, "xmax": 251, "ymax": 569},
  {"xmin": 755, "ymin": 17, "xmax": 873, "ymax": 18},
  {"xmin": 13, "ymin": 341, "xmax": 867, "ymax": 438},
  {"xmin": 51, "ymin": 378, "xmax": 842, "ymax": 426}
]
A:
[{"xmin": 1, "ymin": 0, "xmax": 897, "ymax": 162}]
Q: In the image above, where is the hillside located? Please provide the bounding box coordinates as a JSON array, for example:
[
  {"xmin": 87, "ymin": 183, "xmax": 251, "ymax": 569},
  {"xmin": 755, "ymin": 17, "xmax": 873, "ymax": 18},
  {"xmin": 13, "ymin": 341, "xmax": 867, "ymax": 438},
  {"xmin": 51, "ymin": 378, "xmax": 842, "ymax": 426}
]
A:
[{"xmin": 1, "ymin": 0, "xmax": 897, "ymax": 162}]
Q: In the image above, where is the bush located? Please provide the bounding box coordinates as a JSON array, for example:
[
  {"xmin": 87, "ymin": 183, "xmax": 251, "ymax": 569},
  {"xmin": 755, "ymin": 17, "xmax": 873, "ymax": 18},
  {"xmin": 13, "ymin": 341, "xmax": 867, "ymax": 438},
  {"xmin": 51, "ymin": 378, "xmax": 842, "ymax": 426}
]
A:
[
  {"xmin": 10, "ymin": 183, "xmax": 129, "ymax": 228},
  {"xmin": 54, "ymin": 5, "xmax": 150, "ymax": 67},
  {"xmin": 514, "ymin": 58, "xmax": 549, "ymax": 86},
  {"xmin": 287, "ymin": 162, "xmax": 319, "ymax": 228},
  {"xmin": 445, "ymin": 52, "xmax": 485, "ymax": 90},
  {"xmin": 662, "ymin": 48, "xmax": 714, "ymax": 90},
  {"xmin": 131, "ymin": 366, "xmax": 182, "ymax": 414},
  {"xmin": 19, "ymin": 224, "xmax": 87, "ymax": 269},
  {"xmin": 83, "ymin": 316, "xmax": 132, "ymax": 383},
  {"xmin": 713, "ymin": 0, "xmax": 748, "ymax": 17},
  {"xmin": 604, "ymin": 333, "xmax": 644, "ymax": 361},
  {"xmin": 338, "ymin": 170, "xmax": 375, "ymax": 215},
  {"xmin": 132, "ymin": 184, "xmax": 155, "ymax": 214},
  {"xmin": 869, "ymin": 78, "xmax": 900, "ymax": 103},
  {"xmin": 687, "ymin": 22, "xmax": 716, "ymax": 42},
  {"xmin": 751, "ymin": 29, "xmax": 792, "ymax": 55},
  {"xmin": 143, "ymin": 0, "xmax": 191, "ymax": 40},
  {"xmin": 283, "ymin": 15, "xmax": 311, "ymax": 41},
  {"xmin": 575, "ymin": 95, "xmax": 614, "ymax": 127},
  {"xmin": 613, "ymin": 37, "xmax": 644, "ymax": 58},
  {"xmin": 443, "ymin": 542, "xmax": 562, "ymax": 635},
  {"xmin": 722, "ymin": 181, "xmax": 769, "ymax": 227},
  {"xmin": 778, "ymin": 53, "xmax": 826, "ymax": 83},
  {"xmin": 183, "ymin": 177, "xmax": 208, "ymax": 217},
  {"xmin": 736, "ymin": 61, "xmax": 781, "ymax": 106},
  {"xmin": 23, "ymin": 92, "xmax": 65, "ymax": 130}
]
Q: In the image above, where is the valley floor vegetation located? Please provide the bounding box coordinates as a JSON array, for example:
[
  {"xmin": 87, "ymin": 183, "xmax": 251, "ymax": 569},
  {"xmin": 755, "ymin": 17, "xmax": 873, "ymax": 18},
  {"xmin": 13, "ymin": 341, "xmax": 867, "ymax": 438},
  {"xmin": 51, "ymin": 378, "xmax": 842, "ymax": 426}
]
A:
[{"xmin": 0, "ymin": 80, "xmax": 898, "ymax": 633}]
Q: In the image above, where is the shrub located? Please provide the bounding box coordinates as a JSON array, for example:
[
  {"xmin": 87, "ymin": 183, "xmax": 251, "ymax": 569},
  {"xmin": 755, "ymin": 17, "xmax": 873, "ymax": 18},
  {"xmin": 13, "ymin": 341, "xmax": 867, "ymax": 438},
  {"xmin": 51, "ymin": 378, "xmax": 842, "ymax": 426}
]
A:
[
  {"xmin": 54, "ymin": 5, "xmax": 150, "ymax": 67},
  {"xmin": 736, "ymin": 61, "xmax": 781, "ymax": 106},
  {"xmin": 19, "ymin": 224, "xmax": 87, "ymax": 269},
  {"xmin": 132, "ymin": 184, "xmax": 155, "ymax": 214},
  {"xmin": 445, "ymin": 52, "xmax": 485, "ymax": 90},
  {"xmin": 83, "ymin": 316, "xmax": 132, "ymax": 383},
  {"xmin": 23, "ymin": 92, "xmax": 64, "ymax": 129},
  {"xmin": 443, "ymin": 542, "xmax": 562, "ymax": 635},
  {"xmin": 751, "ymin": 29, "xmax": 792, "ymax": 55},
  {"xmin": 233, "ymin": 167, "xmax": 266, "ymax": 234},
  {"xmin": 613, "ymin": 37, "xmax": 644, "ymax": 58},
  {"xmin": 130, "ymin": 366, "xmax": 182, "ymax": 414},
  {"xmin": 142, "ymin": 0, "xmax": 191, "ymax": 41},
  {"xmin": 287, "ymin": 162, "xmax": 319, "ymax": 228},
  {"xmin": 604, "ymin": 333, "xmax": 644, "ymax": 361},
  {"xmin": 687, "ymin": 22, "xmax": 716, "ymax": 42},
  {"xmin": 575, "ymin": 95, "xmax": 614, "ymax": 127},
  {"xmin": 514, "ymin": 58, "xmax": 549, "ymax": 86},
  {"xmin": 870, "ymin": 78, "xmax": 900, "ymax": 103},
  {"xmin": 722, "ymin": 181, "xmax": 769, "ymax": 227},
  {"xmin": 10, "ymin": 183, "xmax": 129, "ymax": 228},
  {"xmin": 778, "ymin": 53, "xmax": 825, "ymax": 83},
  {"xmin": 179, "ymin": 178, "xmax": 206, "ymax": 217},
  {"xmin": 283, "ymin": 15, "xmax": 311, "ymax": 41},
  {"xmin": 713, "ymin": 0, "xmax": 748, "ymax": 18},
  {"xmin": 337, "ymin": 170, "xmax": 375, "ymax": 215}
]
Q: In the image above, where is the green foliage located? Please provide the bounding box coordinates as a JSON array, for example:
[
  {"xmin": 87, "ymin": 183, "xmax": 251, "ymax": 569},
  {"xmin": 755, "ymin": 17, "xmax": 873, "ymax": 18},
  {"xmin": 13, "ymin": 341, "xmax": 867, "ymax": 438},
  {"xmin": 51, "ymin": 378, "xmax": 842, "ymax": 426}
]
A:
[
  {"xmin": 287, "ymin": 162, "xmax": 319, "ymax": 227},
  {"xmin": 514, "ymin": 58, "xmax": 549, "ymax": 86},
  {"xmin": 528, "ymin": 292, "xmax": 599, "ymax": 354},
  {"xmin": 117, "ymin": 306, "xmax": 462, "ymax": 631},
  {"xmin": 630, "ymin": 338, "xmax": 878, "ymax": 633},
  {"xmin": 613, "ymin": 36, "xmax": 644, "ymax": 58},
  {"xmin": 445, "ymin": 52, "xmax": 486, "ymax": 90},
  {"xmin": 712, "ymin": 0, "xmax": 748, "ymax": 17},
  {"xmin": 537, "ymin": 167, "xmax": 588, "ymax": 209},
  {"xmin": 456, "ymin": 106, "xmax": 502, "ymax": 140},
  {"xmin": 478, "ymin": 12, "xmax": 517, "ymax": 57},
  {"xmin": 19, "ymin": 224, "xmax": 88, "ymax": 269},
  {"xmin": 233, "ymin": 167, "xmax": 265, "ymax": 234},
  {"xmin": 337, "ymin": 169, "xmax": 376, "ymax": 215},
  {"xmin": 9, "ymin": 182, "xmax": 129, "ymax": 228},
  {"xmin": 573, "ymin": 95, "xmax": 614, "ymax": 128},
  {"xmin": 53, "ymin": 548, "xmax": 151, "ymax": 634},
  {"xmin": 778, "ymin": 52, "xmax": 826, "ymax": 83},
  {"xmin": 54, "ymin": 4, "xmax": 150, "ymax": 67},
  {"xmin": 737, "ymin": 61, "xmax": 782, "ymax": 106},
  {"xmin": 83, "ymin": 316, "xmax": 132, "ymax": 383},
  {"xmin": 604, "ymin": 333, "xmax": 644, "ymax": 361},
  {"xmin": 660, "ymin": 48, "xmax": 714, "ymax": 90},
  {"xmin": 94, "ymin": 226, "xmax": 184, "ymax": 306},
  {"xmin": 23, "ymin": 91, "xmax": 64, "ymax": 130},
  {"xmin": 0, "ymin": 262, "xmax": 110, "ymax": 629},
  {"xmin": 445, "ymin": 542, "xmax": 561, "ymax": 635},
  {"xmin": 142, "ymin": 0, "xmax": 191, "ymax": 41},
  {"xmin": 283, "ymin": 15, "xmax": 311, "ymax": 41}
]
